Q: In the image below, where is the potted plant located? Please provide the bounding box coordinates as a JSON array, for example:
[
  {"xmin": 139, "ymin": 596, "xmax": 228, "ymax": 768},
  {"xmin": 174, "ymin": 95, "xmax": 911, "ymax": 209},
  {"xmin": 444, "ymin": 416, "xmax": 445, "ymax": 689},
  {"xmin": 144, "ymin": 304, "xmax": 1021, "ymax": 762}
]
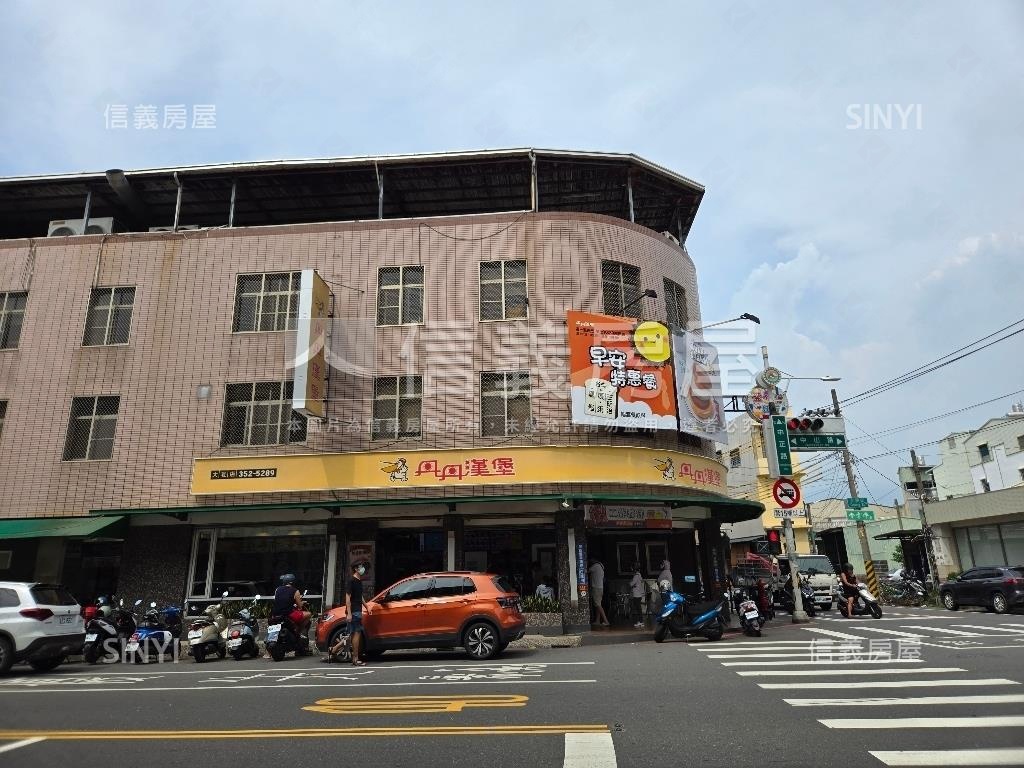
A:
[{"xmin": 520, "ymin": 596, "xmax": 563, "ymax": 635}]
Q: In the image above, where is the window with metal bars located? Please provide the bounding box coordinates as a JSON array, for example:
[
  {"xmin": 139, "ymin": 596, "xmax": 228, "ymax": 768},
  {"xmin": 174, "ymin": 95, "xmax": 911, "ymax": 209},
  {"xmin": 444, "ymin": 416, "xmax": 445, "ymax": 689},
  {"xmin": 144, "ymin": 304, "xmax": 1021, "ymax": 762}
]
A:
[
  {"xmin": 663, "ymin": 278, "xmax": 687, "ymax": 328},
  {"xmin": 0, "ymin": 291, "xmax": 27, "ymax": 349},
  {"xmin": 63, "ymin": 396, "xmax": 120, "ymax": 461},
  {"xmin": 601, "ymin": 261, "xmax": 641, "ymax": 317},
  {"xmin": 83, "ymin": 286, "xmax": 135, "ymax": 346},
  {"xmin": 729, "ymin": 448, "xmax": 742, "ymax": 468},
  {"xmin": 232, "ymin": 272, "xmax": 301, "ymax": 332},
  {"xmin": 221, "ymin": 382, "xmax": 307, "ymax": 446},
  {"xmin": 479, "ymin": 260, "xmax": 528, "ymax": 321},
  {"xmin": 377, "ymin": 266, "xmax": 424, "ymax": 325},
  {"xmin": 372, "ymin": 376, "xmax": 422, "ymax": 439},
  {"xmin": 481, "ymin": 371, "xmax": 532, "ymax": 436}
]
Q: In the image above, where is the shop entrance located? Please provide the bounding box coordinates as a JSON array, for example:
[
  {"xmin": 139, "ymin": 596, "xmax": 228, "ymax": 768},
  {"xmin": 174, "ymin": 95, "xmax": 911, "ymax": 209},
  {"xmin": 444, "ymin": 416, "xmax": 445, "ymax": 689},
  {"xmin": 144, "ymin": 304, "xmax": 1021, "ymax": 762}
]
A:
[
  {"xmin": 376, "ymin": 528, "xmax": 445, "ymax": 589},
  {"xmin": 463, "ymin": 526, "xmax": 556, "ymax": 598}
]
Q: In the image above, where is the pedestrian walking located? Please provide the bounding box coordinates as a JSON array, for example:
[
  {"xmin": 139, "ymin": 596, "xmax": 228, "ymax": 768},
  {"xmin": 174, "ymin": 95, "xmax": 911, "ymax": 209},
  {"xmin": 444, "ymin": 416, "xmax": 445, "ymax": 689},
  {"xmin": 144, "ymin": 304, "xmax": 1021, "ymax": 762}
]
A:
[
  {"xmin": 630, "ymin": 563, "xmax": 645, "ymax": 629},
  {"xmin": 347, "ymin": 561, "xmax": 369, "ymax": 665},
  {"xmin": 588, "ymin": 558, "xmax": 609, "ymax": 626}
]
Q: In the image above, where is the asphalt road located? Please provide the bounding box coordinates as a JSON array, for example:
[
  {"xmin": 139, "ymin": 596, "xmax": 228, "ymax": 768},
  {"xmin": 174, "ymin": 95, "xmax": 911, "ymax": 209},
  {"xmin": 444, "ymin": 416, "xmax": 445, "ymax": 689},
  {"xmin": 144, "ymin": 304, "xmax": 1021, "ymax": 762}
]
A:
[{"xmin": 1, "ymin": 606, "xmax": 1023, "ymax": 767}]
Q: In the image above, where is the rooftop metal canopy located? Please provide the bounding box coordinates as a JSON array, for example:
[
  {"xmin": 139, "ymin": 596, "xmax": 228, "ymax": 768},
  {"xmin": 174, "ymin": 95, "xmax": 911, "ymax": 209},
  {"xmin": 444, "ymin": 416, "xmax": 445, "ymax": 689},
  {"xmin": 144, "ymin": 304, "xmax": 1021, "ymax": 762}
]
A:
[{"xmin": 0, "ymin": 148, "xmax": 704, "ymax": 241}]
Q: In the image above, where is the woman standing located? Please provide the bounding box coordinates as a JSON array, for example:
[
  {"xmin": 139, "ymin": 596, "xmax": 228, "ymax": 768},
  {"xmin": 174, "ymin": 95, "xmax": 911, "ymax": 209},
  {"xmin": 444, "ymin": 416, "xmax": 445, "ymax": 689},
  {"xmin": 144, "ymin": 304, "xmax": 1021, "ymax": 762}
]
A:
[{"xmin": 630, "ymin": 564, "xmax": 645, "ymax": 629}]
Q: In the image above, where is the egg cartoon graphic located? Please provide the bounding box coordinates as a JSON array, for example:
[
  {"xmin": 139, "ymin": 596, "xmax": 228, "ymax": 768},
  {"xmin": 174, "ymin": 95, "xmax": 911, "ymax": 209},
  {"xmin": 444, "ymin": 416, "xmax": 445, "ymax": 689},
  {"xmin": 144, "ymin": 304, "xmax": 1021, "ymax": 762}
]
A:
[{"xmin": 633, "ymin": 321, "xmax": 671, "ymax": 363}]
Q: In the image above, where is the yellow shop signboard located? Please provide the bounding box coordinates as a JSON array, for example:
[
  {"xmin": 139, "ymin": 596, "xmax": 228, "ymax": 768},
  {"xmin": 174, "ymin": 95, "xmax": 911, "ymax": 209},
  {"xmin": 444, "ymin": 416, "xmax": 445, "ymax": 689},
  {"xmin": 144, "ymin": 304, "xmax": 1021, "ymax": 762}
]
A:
[{"xmin": 191, "ymin": 445, "xmax": 726, "ymax": 496}]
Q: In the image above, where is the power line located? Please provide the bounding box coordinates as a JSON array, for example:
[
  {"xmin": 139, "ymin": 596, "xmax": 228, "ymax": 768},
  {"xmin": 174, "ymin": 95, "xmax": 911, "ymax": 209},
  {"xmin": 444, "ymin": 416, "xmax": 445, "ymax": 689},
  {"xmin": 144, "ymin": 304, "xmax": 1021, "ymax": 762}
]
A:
[{"xmin": 829, "ymin": 316, "xmax": 1024, "ymax": 409}]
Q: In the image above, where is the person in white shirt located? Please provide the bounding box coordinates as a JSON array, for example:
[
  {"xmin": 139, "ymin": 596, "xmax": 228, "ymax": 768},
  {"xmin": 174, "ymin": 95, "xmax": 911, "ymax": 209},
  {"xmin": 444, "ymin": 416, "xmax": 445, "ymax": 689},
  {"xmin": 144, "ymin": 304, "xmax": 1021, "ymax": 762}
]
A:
[
  {"xmin": 630, "ymin": 564, "xmax": 645, "ymax": 629},
  {"xmin": 588, "ymin": 558, "xmax": 609, "ymax": 626}
]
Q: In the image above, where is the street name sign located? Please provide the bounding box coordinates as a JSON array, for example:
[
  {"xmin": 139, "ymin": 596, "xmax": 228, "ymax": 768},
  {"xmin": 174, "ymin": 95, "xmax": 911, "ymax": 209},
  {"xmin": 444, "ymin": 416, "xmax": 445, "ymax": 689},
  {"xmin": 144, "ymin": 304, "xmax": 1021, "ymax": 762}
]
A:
[
  {"xmin": 846, "ymin": 497, "xmax": 869, "ymax": 510},
  {"xmin": 846, "ymin": 509, "xmax": 875, "ymax": 522}
]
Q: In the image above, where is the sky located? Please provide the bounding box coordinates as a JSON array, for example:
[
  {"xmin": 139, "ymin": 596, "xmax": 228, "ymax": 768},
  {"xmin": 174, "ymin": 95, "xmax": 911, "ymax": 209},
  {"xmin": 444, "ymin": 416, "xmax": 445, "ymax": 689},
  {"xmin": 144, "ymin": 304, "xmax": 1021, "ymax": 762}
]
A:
[{"xmin": 1, "ymin": 1, "xmax": 1022, "ymax": 506}]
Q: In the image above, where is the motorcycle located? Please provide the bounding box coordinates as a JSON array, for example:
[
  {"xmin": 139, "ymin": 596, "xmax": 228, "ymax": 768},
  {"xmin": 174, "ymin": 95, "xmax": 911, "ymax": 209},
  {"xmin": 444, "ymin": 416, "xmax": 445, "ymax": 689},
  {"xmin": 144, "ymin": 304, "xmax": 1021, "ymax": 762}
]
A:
[
  {"xmin": 737, "ymin": 595, "xmax": 765, "ymax": 637},
  {"xmin": 777, "ymin": 575, "xmax": 818, "ymax": 618},
  {"xmin": 126, "ymin": 601, "xmax": 183, "ymax": 663},
  {"xmin": 226, "ymin": 596, "xmax": 262, "ymax": 661},
  {"xmin": 186, "ymin": 595, "xmax": 228, "ymax": 663},
  {"xmin": 837, "ymin": 582, "xmax": 883, "ymax": 619},
  {"xmin": 885, "ymin": 577, "xmax": 927, "ymax": 607},
  {"xmin": 653, "ymin": 582, "xmax": 726, "ymax": 643},
  {"xmin": 266, "ymin": 591, "xmax": 310, "ymax": 662},
  {"xmin": 83, "ymin": 598, "xmax": 138, "ymax": 664}
]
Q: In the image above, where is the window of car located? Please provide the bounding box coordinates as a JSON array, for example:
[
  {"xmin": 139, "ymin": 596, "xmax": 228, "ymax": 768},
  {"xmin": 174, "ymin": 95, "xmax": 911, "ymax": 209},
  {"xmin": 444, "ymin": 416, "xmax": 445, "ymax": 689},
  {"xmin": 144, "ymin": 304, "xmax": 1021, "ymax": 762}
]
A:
[
  {"xmin": 430, "ymin": 576, "xmax": 465, "ymax": 598},
  {"xmin": 30, "ymin": 584, "xmax": 77, "ymax": 606},
  {"xmin": 385, "ymin": 577, "xmax": 433, "ymax": 602},
  {"xmin": 463, "ymin": 578, "xmax": 477, "ymax": 594},
  {"xmin": 0, "ymin": 587, "xmax": 20, "ymax": 607},
  {"xmin": 491, "ymin": 576, "xmax": 515, "ymax": 594},
  {"xmin": 977, "ymin": 568, "xmax": 1002, "ymax": 580}
]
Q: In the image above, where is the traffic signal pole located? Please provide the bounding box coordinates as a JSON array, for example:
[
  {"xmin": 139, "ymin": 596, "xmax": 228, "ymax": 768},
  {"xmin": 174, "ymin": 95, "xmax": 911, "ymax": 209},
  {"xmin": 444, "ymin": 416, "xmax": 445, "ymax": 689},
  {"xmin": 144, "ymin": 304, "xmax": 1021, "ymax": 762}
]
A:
[{"xmin": 832, "ymin": 388, "xmax": 880, "ymax": 600}]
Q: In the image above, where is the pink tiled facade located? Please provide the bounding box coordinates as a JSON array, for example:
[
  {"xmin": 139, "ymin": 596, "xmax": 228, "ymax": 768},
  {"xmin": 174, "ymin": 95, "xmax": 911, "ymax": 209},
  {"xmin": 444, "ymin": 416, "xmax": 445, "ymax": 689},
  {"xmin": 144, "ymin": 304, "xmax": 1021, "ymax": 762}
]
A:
[{"xmin": 0, "ymin": 211, "xmax": 713, "ymax": 518}]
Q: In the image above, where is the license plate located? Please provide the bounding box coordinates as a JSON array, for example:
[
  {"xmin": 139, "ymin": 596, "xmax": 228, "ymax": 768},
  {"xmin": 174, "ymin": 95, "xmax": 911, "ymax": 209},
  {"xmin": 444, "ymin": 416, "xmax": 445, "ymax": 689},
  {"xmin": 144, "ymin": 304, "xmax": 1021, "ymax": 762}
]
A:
[
  {"xmin": 744, "ymin": 611, "xmax": 759, "ymax": 620},
  {"xmin": 266, "ymin": 624, "xmax": 281, "ymax": 641},
  {"xmin": 85, "ymin": 633, "xmax": 98, "ymax": 642},
  {"xmin": 125, "ymin": 642, "xmax": 139, "ymax": 652},
  {"xmin": 187, "ymin": 630, "xmax": 203, "ymax": 640},
  {"xmin": 227, "ymin": 639, "xmax": 242, "ymax": 648},
  {"xmin": 59, "ymin": 615, "xmax": 74, "ymax": 624}
]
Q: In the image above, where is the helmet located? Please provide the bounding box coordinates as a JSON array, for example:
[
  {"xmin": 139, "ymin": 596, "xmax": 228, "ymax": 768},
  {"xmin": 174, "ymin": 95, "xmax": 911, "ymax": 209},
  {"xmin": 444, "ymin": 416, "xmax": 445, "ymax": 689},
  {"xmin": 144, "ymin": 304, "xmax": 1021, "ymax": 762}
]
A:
[
  {"xmin": 96, "ymin": 596, "xmax": 109, "ymax": 605},
  {"xmin": 280, "ymin": 573, "xmax": 296, "ymax": 584}
]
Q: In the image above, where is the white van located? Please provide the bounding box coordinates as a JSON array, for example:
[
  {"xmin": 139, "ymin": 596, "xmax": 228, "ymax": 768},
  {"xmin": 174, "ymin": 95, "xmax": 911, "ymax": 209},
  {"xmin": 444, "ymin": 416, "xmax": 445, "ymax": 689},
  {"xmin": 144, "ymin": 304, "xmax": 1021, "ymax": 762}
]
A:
[{"xmin": 775, "ymin": 555, "xmax": 839, "ymax": 611}]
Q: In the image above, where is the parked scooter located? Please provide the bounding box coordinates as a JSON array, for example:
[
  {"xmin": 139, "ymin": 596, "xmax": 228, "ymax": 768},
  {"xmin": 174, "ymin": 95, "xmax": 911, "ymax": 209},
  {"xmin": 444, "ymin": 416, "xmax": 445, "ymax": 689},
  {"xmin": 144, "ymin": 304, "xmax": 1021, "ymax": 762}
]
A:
[
  {"xmin": 83, "ymin": 597, "xmax": 138, "ymax": 664},
  {"xmin": 653, "ymin": 581, "xmax": 726, "ymax": 642},
  {"xmin": 777, "ymin": 575, "xmax": 818, "ymax": 617},
  {"xmin": 187, "ymin": 594, "xmax": 229, "ymax": 663},
  {"xmin": 126, "ymin": 601, "xmax": 183, "ymax": 663},
  {"xmin": 226, "ymin": 595, "xmax": 262, "ymax": 661},
  {"xmin": 266, "ymin": 590, "xmax": 310, "ymax": 662},
  {"xmin": 837, "ymin": 582, "xmax": 883, "ymax": 619},
  {"xmin": 737, "ymin": 595, "xmax": 766, "ymax": 637}
]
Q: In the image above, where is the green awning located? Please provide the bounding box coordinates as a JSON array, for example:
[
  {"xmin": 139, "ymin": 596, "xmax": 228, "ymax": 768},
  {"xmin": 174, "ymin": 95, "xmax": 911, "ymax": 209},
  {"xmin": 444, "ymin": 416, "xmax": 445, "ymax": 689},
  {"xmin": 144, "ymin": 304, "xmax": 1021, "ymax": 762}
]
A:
[{"xmin": 0, "ymin": 516, "xmax": 126, "ymax": 540}]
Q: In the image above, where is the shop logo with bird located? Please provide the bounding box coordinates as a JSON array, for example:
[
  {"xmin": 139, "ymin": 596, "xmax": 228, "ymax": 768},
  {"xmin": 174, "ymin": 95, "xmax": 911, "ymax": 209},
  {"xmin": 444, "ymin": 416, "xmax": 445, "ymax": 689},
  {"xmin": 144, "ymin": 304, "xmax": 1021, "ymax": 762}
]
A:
[{"xmin": 381, "ymin": 458, "xmax": 409, "ymax": 482}]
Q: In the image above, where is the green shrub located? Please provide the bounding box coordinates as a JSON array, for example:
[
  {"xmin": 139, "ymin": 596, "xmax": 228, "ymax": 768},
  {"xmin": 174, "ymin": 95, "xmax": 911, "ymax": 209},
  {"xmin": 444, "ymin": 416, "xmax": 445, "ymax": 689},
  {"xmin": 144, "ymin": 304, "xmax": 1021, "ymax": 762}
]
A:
[{"xmin": 521, "ymin": 596, "xmax": 561, "ymax": 613}]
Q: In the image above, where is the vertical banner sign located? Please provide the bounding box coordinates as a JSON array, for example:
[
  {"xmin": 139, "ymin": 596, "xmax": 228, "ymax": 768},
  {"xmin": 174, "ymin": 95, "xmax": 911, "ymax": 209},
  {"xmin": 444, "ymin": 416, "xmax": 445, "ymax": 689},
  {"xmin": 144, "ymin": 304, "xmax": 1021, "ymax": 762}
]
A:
[
  {"xmin": 567, "ymin": 310, "xmax": 678, "ymax": 430},
  {"xmin": 577, "ymin": 542, "xmax": 588, "ymax": 600},
  {"xmin": 764, "ymin": 415, "xmax": 794, "ymax": 477},
  {"xmin": 292, "ymin": 269, "xmax": 330, "ymax": 418},
  {"xmin": 671, "ymin": 329, "xmax": 727, "ymax": 444}
]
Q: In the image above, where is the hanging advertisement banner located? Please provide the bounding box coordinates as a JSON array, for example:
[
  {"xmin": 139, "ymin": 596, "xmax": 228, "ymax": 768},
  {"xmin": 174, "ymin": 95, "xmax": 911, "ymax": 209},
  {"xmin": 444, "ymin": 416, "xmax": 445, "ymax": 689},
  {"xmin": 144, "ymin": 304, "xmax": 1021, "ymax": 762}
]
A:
[
  {"xmin": 292, "ymin": 269, "xmax": 331, "ymax": 419},
  {"xmin": 584, "ymin": 503, "xmax": 673, "ymax": 529},
  {"xmin": 567, "ymin": 310, "xmax": 677, "ymax": 430},
  {"xmin": 671, "ymin": 330, "xmax": 727, "ymax": 444}
]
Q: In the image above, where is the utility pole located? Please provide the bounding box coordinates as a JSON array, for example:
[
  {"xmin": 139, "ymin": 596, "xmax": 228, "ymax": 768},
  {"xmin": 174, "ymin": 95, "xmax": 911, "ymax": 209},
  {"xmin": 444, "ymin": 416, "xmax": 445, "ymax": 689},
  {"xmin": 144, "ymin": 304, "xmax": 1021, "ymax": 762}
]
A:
[
  {"xmin": 804, "ymin": 502, "xmax": 815, "ymax": 553},
  {"xmin": 831, "ymin": 389, "xmax": 880, "ymax": 599},
  {"xmin": 763, "ymin": 345, "xmax": 808, "ymax": 623},
  {"xmin": 911, "ymin": 449, "xmax": 941, "ymax": 592}
]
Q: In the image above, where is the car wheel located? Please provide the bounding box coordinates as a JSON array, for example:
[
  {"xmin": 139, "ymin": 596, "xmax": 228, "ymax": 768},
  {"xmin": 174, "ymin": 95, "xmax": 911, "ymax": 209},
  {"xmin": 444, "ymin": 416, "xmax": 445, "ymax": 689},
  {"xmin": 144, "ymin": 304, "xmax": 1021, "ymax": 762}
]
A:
[
  {"xmin": 941, "ymin": 591, "xmax": 958, "ymax": 610},
  {"xmin": 328, "ymin": 627, "xmax": 352, "ymax": 663},
  {"xmin": 463, "ymin": 621, "xmax": 499, "ymax": 660},
  {"xmin": 654, "ymin": 623, "xmax": 668, "ymax": 643},
  {"xmin": 29, "ymin": 657, "xmax": 62, "ymax": 672},
  {"xmin": 992, "ymin": 593, "xmax": 1009, "ymax": 615},
  {"xmin": 0, "ymin": 637, "xmax": 14, "ymax": 674}
]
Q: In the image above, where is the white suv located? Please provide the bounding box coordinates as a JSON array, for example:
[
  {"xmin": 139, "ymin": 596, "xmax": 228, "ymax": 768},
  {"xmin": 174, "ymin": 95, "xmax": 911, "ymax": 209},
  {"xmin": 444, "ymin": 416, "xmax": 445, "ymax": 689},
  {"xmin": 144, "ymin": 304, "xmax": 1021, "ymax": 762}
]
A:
[{"xmin": 0, "ymin": 582, "xmax": 84, "ymax": 673}]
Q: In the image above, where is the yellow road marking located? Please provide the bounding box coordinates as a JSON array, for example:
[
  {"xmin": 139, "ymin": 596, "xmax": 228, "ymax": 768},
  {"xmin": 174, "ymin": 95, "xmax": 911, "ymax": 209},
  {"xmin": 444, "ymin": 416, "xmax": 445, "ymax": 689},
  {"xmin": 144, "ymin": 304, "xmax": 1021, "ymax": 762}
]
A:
[
  {"xmin": 0, "ymin": 725, "xmax": 609, "ymax": 740},
  {"xmin": 303, "ymin": 694, "xmax": 529, "ymax": 714}
]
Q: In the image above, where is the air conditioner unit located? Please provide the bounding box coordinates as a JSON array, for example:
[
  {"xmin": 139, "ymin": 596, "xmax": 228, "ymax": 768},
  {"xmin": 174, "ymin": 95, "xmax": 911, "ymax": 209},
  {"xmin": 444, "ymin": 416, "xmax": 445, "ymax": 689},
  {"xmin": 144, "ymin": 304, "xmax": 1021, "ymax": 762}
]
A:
[
  {"xmin": 47, "ymin": 217, "xmax": 118, "ymax": 237},
  {"xmin": 148, "ymin": 225, "xmax": 202, "ymax": 232}
]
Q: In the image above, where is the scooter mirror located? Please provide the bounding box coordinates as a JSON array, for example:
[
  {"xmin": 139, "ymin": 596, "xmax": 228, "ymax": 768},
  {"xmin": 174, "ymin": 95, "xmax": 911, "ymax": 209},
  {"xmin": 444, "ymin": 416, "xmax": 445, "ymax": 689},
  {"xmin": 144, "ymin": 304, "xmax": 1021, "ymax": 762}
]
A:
[
  {"xmin": 150, "ymin": 602, "xmax": 157, "ymax": 608},
  {"xmin": 222, "ymin": 591, "xmax": 229, "ymax": 598},
  {"xmin": 254, "ymin": 594, "xmax": 262, "ymax": 600},
  {"xmin": 119, "ymin": 598, "xmax": 124, "ymax": 607},
  {"xmin": 134, "ymin": 599, "xmax": 143, "ymax": 607}
]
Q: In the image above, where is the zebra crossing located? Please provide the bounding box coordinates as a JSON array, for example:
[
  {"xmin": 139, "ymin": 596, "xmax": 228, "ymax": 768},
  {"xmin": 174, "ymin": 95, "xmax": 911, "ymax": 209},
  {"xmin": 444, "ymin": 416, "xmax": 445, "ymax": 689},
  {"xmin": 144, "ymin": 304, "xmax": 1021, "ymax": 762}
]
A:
[
  {"xmin": 693, "ymin": 632, "xmax": 1024, "ymax": 766},
  {"xmin": 805, "ymin": 614, "xmax": 1024, "ymax": 648}
]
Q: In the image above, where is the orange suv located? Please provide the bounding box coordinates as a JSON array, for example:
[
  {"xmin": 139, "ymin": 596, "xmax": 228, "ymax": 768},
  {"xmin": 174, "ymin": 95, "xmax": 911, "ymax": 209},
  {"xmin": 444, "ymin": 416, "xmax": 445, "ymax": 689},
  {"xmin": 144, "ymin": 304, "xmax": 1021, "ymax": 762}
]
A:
[{"xmin": 315, "ymin": 572, "xmax": 526, "ymax": 661}]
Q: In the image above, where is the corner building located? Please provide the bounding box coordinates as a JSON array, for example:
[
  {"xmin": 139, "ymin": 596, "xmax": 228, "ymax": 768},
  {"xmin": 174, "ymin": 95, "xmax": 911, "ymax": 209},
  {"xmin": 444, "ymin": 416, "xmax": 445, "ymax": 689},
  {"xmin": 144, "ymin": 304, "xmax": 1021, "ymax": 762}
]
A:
[{"xmin": 0, "ymin": 149, "xmax": 761, "ymax": 632}]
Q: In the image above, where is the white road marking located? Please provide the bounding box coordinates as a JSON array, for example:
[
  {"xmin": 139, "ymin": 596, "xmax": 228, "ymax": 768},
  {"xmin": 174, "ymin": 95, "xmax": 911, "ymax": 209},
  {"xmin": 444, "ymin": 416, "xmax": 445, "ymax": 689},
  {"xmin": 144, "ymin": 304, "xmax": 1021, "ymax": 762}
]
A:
[
  {"xmin": 760, "ymin": 678, "xmax": 1019, "ymax": 690},
  {"xmin": 787, "ymin": 693, "xmax": 1024, "ymax": 707},
  {"xmin": 0, "ymin": 738, "xmax": 45, "ymax": 754},
  {"xmin": 856, "ymin": 628, "xmax": 929, "ymax": 638},
  {"xmin": 11, "ymin": 661, "xmax": 596, "ymax": 677},
  {"xmin": 951, "ymin": 624, "xmax": 1024, "ymax": 634},
  {"xmin": 803, "ymin": 628, "xmax": 866, "ymax": 640},
  {"xmin": 695, "ymin": 644, "xmax": 863, "ymax": 652},
  {"xmin": 563, "ymin": 732, "xmax": 617, "ymax": 768},
  {"xmin": 0, "ymin": 679, "xmax": 597, "ymax": 695},
  {"xmin": 820, "ymin": 716, "xmax": 1024, "ymax": 729},
  {"xmin": 707, "ymin": 652, "xmax": 856, "ymax": 659},
  {"xmin": 737, "ymin": 667, "xmax": 965, "ymax": 677},
  {"xmin": 721, "ymin": 659, "xmax": 922, "ymax": 667},
  {"xmin": 870, "ymin": 748, "xmax": 1024, "ymax": 766},
  {"xmin": 901, "ymin": 626, "xmax": 985, "ymax": 637}
]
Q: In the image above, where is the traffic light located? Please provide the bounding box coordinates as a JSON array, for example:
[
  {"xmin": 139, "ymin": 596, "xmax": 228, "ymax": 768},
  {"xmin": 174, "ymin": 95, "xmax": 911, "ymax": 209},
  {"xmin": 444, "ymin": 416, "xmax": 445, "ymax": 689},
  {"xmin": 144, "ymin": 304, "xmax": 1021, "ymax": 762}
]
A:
[
  {"xmin": 766, "ymin": 529, "xmax": 782, "ymax": 555},
  {"xmin": 787, "ymin": 416, "xmax": 825, "ymax": 433}
]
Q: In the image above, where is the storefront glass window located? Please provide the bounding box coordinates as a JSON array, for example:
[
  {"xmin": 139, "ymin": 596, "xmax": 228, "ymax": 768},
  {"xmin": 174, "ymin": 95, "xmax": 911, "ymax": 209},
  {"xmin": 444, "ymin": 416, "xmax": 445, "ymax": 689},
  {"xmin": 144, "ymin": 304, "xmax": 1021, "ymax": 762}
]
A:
[
  {"xmin": 1000, "ymin": 522, "xmax": 1024, "ymax": 565},
  {"xmin": 967, "ymin": 525, "xmax": 1004, "ymax": 566},
  {"xmin": 188, "ymin": 525, "xmax": 327, "ymax": 598},
  {"xmin": 954, "ymin": 528, "xmax": 972, "ymax": 570}
]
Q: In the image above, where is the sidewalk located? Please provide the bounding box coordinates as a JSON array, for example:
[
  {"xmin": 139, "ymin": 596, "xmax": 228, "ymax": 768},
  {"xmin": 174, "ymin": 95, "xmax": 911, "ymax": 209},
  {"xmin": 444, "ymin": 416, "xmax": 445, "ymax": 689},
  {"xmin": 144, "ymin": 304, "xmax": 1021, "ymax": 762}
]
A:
[{"xmin": 582, "ymin": 618, "xmax": 745, "ymax": 646}]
